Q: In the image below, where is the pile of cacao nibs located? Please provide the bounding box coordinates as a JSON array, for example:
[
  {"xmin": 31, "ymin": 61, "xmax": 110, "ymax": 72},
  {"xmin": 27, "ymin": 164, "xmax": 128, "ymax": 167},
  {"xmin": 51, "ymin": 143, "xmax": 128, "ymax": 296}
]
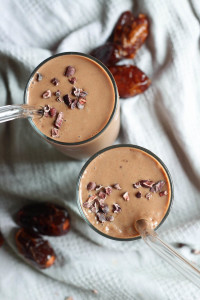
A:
[
  {"xmin": 133, "ymin": 179, "xmax": 168, "ymax": 200},
  {"xmin": 36, "ymin": 65, "xmax": 88, "ymax": 138},
  {"xmin": 90, "ymin": 11, "xmax": 151, "ymax": 98},
  {"xmin": 14, "ymin": 202, "xmax": 70, "ymax": 269}
]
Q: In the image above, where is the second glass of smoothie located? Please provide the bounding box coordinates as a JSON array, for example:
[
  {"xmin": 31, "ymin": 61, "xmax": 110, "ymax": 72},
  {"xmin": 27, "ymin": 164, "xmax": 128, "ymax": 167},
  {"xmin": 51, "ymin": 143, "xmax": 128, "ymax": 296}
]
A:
[
  {"xmin": 77, "ymin": 144, "xmax": 173, "ymax": 240},
  {"xmin": 25, "ymin": 52, "xmax": 120, "ymax": 159}
]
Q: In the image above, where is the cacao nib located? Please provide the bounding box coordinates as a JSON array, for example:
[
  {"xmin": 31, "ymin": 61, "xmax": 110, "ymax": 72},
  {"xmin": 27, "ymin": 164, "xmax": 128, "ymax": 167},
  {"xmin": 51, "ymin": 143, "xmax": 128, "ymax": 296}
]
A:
[
  {"xmin": 96, "ymin": 212, "xmax": 106, "ymax": 223},
  {"xmin": 100, "ymin": 204, "xmax": 109, "ymax": 214},
  {"xmin": 136, "ymin": 191, "xmax": 142, "ymax": 198},
  {"xmin": 159, "ymin": 191, "xmax": 168, "ymax": 197},
  {"xmin": 83, "ymin": 196, "xmax": 97, "ymax": 209},
  {"xmin": 68, "ymin": 77, "xmax": 77, "ymax": 84},
  {"xmin": 91, "ymin": 201, "xmax": 100, "ymax": 213},
  {"xmin": 140, "ymin": 180, "xmax": 154, "ymax": 188},
  {"xmin": 145, "ymin": 193, "xmax": 152, "ymax": 200},
  {"xmin": 55, "ymin": 90, "xmax": 61, "ymax": 97},
  {"xmin": 105, "ymin": 186, "xmax": 112, "ymax": 195},
  {"xmin": 55, "ymin": 112, "xmax": 64, "ymax": 128},
  {"xmin": 77, "ymin": 101, "xmax": 84, "ymax": 110},
  {"xmin": 106, "ymin": 215, "xmax": 114, "ymax": 222},
  {"xmin": 16, "ymin": 228, "xmax": 56, "ymax": 269},
  {"xmin": 0, "ymin": 231, "xmax": 4, "ymax": 247},
  {"xmin": 49, "ymin": 107, "xmax": 57, "ymax": 117},
  {"xmin": 51, "ymin": 78, "xmax": 59, "ymax": 86},
  {"xmin": 191, "ymin": 249, "xmax": 200, "ymax": 255},
  {"xmin": 63, "ymin": 94, "xmax": 73, "ymax": 106},
  {"xmin": 16, "ymin": 202, "xmax": 70, "ymax": 236},
  {"xmin": 113, "ymin": 183, "xmax": 122, "ymax": 190},
  {"xmin": 98, "ymin": 191, "xmax": 107, "ymax": 200},
  {"xmin": 43, "ymin": 104, "xmax": 50, "ymax": 117},
  {"xmin": 133, "ymin": 182, "xmax": 141, "ymax": 189},
  {"xmin": 79, "ymin": 90, "xmax": 88, "ymax": 98},
  {"xmin": 71, "ymin": 99, "xmax": 78, "ymax": 109},
  {"xmin": 123, "ymin": 192, "xmax": 129, "ymax": 201},
  {"xmin": 51, "ymin": 127, "xmax": 59, "ymax": 138},
  {"xmin": 78, "ymin": 98, "xmax": 87, "ymax": 105},
  {"xmin": 42, "ymin": 90, "xmax": 51, "ymax": 99},
  {"xmin": 65, "ymin": 66, "xmax": 76, "ymax": 77},
  {"xmin": 87, "ymin": 182, "xmax": 97, "ymax": 191},
  {"xmin": 36, "ymin": 73, "xmax": 43, "ymax": 82},
  {"xmin": 72, "ymin": 87, "xmax": 88, "ymax": 98},
  {"xmin": 113, "ymin": 203, "xmax": 122, "ymax": 213},
  {"xmin": 98, "ymin": 198, "xmax": 105, "ymax": 206},
  {"xmin": 150, "ymin": 180, "xmax": 166, "ymax": 193}
]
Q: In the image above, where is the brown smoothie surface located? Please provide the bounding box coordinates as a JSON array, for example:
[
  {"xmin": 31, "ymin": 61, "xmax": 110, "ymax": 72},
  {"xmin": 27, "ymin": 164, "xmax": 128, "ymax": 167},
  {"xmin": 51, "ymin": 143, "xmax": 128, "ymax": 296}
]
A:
[
  {"xmin": 79, "ymin": 146, "xmax": 171, "ymax": 239},
  {"xmin": 27, "ymin": 54, "xmax": 115, "ymax": 143}
]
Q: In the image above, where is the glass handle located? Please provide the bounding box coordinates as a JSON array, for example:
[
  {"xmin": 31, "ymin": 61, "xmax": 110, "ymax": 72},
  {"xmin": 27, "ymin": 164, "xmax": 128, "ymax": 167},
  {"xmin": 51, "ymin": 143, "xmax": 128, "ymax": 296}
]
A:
[
  {"xmin": 136, "ymin": 219, "xmax": 200, "ymax": 288},
  {"xmin": 0, "ymin": 105, "xmax": 43, "ymax": 123}
]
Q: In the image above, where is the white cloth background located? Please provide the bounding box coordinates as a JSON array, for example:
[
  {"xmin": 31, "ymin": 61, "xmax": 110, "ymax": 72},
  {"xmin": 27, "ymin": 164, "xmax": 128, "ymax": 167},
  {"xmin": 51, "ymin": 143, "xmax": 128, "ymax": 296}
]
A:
[{"xmin": 0, "ymin": 0, "xmax": 200, "ymax": 299}]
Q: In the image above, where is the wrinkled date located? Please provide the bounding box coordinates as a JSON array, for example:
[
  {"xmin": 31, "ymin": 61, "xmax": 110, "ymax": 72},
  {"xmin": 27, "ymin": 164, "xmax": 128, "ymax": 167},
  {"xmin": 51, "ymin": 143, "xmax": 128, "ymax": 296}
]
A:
[
  {"xmin": 16, "ymin": 228, "xmax": 56, "ymax": 269},
  {"xmin": 113, "ymin": 12, "xmax": 149, "ymax": 59},
  {"xmin": 109, "ymin": 65, "xmax": 151, "ymax": 98},
  {"xmin": 0, "ymin": 231, "xmax": 4, "ymax": 247},
  {"xmin": 90, "ymin": 12, "xmax": 149, "ymax": 66},
  {"xmin": 16, "ymin": 202, "xmax": 70, "ymax": 236}
]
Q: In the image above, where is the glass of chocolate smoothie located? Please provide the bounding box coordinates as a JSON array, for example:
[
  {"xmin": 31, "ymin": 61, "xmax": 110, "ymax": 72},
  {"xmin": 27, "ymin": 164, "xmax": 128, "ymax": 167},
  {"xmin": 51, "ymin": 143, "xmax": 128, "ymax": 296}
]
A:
[
  {"xmin": 77, "ymin": 144, "xmax": 173, "ymax": 240},
  {"xmin": 24, "ymin": 52, "xmax": 120, "ymax": 159}
]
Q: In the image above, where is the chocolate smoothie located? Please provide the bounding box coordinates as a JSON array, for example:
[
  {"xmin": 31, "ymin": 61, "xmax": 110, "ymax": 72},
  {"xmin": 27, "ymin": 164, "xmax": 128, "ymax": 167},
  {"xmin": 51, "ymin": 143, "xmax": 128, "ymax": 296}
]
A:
[
  {"xmin": 26, "ymin": 52, "xmax": 119, "ymax": 159},
  {"xmin": 78, "ymin": 145, "xmax": 172, "ymax": 240}
]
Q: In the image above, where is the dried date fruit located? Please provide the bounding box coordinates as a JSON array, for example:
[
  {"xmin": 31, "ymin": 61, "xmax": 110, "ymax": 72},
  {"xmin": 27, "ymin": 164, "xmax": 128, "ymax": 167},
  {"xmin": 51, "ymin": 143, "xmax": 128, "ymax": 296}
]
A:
[
  {"xmin": 108, "ymin": 65, "xmax": 151, "ymax": 98},
  {"xmin": 0, "ymin": 231, "xmax": 4, "ymax": 247},
  {"xmin": 16, "ymin": 202, "xmax": 70, "ymax": 236},
  {"xmin": 113, "ymin": 12, "xmax": 149, "ymax": 59},
  {"xmin": 16, "ymin": 228, "xmax": 56, "ymax": 269}
]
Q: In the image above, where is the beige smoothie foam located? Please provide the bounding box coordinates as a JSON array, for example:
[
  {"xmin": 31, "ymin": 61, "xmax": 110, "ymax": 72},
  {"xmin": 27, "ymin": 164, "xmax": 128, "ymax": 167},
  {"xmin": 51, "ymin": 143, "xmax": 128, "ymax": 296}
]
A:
[
  {"xmin": 27, "ymin": 54, "xmax": 115, "ymax": 143},
  {"xmin": 79, "ymin": 146, "xmax": 171, "ymax": 239}
]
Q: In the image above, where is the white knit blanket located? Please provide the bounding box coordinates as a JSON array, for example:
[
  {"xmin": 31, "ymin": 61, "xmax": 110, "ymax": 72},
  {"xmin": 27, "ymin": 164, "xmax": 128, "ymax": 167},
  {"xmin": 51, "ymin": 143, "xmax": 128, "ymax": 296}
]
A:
[{"xmin": 0, "ymin": 0, "xmax": 200, "ymax": 299}]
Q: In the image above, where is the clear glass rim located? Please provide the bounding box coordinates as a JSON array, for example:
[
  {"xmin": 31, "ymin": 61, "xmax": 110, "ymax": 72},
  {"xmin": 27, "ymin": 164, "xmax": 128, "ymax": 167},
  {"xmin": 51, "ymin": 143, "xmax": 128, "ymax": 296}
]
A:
[
  {"xmin": 76, "ymin": 144, "xmax": 174, "ymax": 241},
  {"xmin": 24, "ymin": 51, "xmax": 118, "ymax": 146}
]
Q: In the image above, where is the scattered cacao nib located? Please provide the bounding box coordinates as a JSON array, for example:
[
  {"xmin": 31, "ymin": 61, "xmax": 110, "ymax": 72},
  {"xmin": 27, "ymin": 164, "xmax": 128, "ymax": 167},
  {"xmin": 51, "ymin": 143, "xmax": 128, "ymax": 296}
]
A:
[
  {"xmin": 63, "ymin": 94, "xmax": 73, "ymax": 106},
  {"xmin": 98, "ymin": 198, "xmax": 105, "ymax": 206},
  {"xmin": 55, "ymin": 112, "xmax": 64, "ymax": 128},
  {"xmin": 43, "ymin": 104, "xmax": 50, "ymax": 117},
  {"xmin": 105, "ymin": 186, "xmax": 112, "ymax": 195},
  {"xmin": 145, "ymin": 193, "xmax": 152, "ymax": 200},
  {"xmin": 140, "ymin": 180, "xmax": 154, "ymax": 188},
  {"xmin": 100, "ymin": 204, "xmax": 109, "ymax": 214},
  {"xmin": 16, "ymin": 228, "xmax": 56, "ymax": 269},
  {"xmin": 136, "ymin": 191, "xmax": 142, "ymax": 198},
  {"xmin": 65, "ymin": 66, "xmax": 76, "ymax": 77},
  {"xmin": 42, "ymin": 90, "xmax": 51, "ymax": 99},
  {"xmin": 96, "ymin": 212, "xmax": 106, "ymax": 223},
  {"xmin": 87, "ymin": 182, "xmax": 97, "ymax": 191},
  {"xmin": 68, "ymin": 77, "xmax": 77, "ymax": 84},
  {"xmin": 92, "ymin": 289, "xmax": 98, "ymax": 294},
  {"xmin": 36, "ymin": 72, "xmax": 43, "ymax": 82},
  {"xmin": 51, "ymin": 78, "xmax": 59, "ymax": 86},
  {"xmin": 113, "ymin": 203, "xmax": 122, "ymax": 213},
  {"xmin": 113, "ymin": 183, "xmax": 122, "ymax": 190},
  {"xmin": 0, "ymin": 231, "xmax": 4, "ymax": 247},
  {"xmin": 91, "ymin": 201, "xmax": 100, "ymax": 213},
  {"xmin": 95, "ymin": 185, "xmax": 103, "ymax": 191},
  {"xmin": 98, "ymin": 191, "xmax": 107, "ymax": 200},
  {"xmin": 56, "ymin": 97, "xmax": 63, "ymax": 102},
  {"xmin": 83, "ymin": 195, "xmax": 97, "ymax": 208},
  {"xmin": 177, "ymin": 243, "xmax": 186, "ymax": 248},
  {"xmin": 55, "ymin": 90, "xmax": 61, "ymax": 97},
  {"xmin": 49, "ymin": 107, "xmax": 57, "ymax": 117},
  {"xmin": 159, "ymin": 191, "xmax": 168, "ymax": 197},
  {"xmin": 191, "ymin": 249, "xmax": 200, "ymax": 255},
  {"xmin": 71, "ymin": 99, "xmax": 78, "ymax": 109},
  {"xmin": 77, "ymin": 101, "xmax": 84, "ymax": 110},
  {"xmin": 78, "ymin": 98, "xmax": 87, "ymax": 105},
  {"xmin": 106, "ymin": 215, "xmax": 114, "ymax": 222},
  {"xmin": 150, "ymin": 180, "xmax": 166, "ymax": 193},
  {"xmin": 133, "ymin": 182, "xmax": 141, "ymax": 189},
  {"xmin": 16, "ymin": 202, "xmax": 70, "ymax": 236},
  {"xmin": 123, "ymin": 192, "xmax": 130, "ymax": 201},
  {"xmin": 51, "ymin": 127, "xmax": 59, "ymax": 138},
  {"xmin": 72, "ymin": 87, "xmax": 88, "ymax": 98}
]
